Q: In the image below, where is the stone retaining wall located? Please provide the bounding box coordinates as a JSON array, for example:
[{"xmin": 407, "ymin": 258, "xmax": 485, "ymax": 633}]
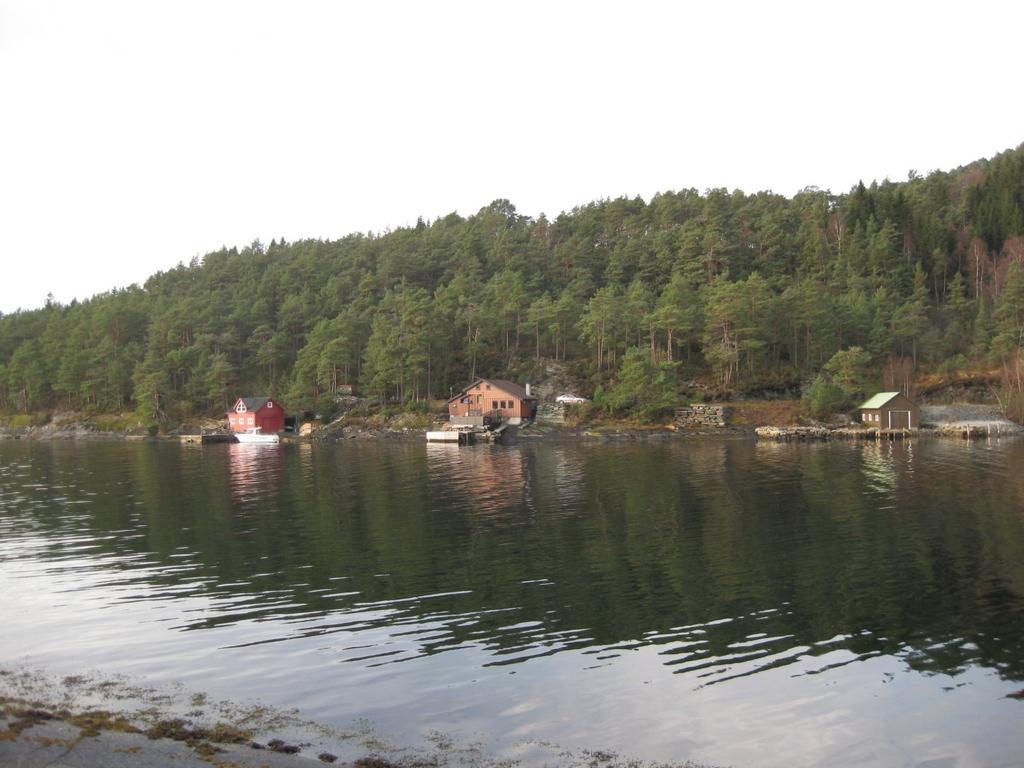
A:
[
  {"xmin": 536, "ymin": 403, "xmax": 566, "ymax": 423},
  {"xmin": 675, "ymin": 404, "xmax": 730, "ymax": 428}
]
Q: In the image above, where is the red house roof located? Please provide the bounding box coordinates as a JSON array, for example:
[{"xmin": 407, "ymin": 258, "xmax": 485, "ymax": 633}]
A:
[
  {"xmin": 447, "ymin": 378, "xmax": 535, "ymax": 403},
  {"xmin": 234, "ymin": 397, "xmax": 270, "ymax": 412}
]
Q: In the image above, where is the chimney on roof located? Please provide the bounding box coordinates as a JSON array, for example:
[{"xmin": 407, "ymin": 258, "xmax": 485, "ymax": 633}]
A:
[{"xmin": 525, "ymin": 382, "xmax": 531, "ymax": 397}]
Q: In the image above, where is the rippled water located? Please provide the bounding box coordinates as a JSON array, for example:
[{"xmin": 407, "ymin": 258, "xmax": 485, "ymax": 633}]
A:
[{"xmin": 2, "ymin": 437, "xmax": 1024, "ymax": 766}]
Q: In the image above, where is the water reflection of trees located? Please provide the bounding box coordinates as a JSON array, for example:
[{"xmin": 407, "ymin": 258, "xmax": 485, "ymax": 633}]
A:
[{"xmin": 5, "ymin": 439, "xmax": 1024, "ymax": 686}]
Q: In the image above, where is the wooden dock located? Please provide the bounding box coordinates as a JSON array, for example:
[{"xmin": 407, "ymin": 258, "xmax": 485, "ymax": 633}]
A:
[
  {"xmin": 426, "ymin": 430, "xmax": 473, "ymax": 445},
  {"xmin": 426, "ymin": 421, "xmax": 518, "ymax": 445},
  {"xmin": 179, "ymin": 433, "xmax": 236, "ymax": 444}
]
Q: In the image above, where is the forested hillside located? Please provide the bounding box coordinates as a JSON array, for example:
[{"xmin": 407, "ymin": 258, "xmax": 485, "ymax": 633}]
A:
[{"xmin": 3, "ymin": 145, "xmax": 1024, "ymax": 423}]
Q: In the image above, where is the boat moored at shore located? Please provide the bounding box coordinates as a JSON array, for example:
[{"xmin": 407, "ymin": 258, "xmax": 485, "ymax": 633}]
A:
[{"xmin": 234, "ymin": 427, "xmax": 280, "ymax": 444}]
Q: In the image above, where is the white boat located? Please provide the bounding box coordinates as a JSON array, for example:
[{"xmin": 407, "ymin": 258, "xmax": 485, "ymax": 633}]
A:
[{"xmin": 234, "ymin": 427, "xmax": 280, "ymax": 444}]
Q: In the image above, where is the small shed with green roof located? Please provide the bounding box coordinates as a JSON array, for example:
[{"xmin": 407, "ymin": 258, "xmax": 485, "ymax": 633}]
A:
[{"xmin": 859, "ymin": 391, "xmax": 918, "ymax": 429}]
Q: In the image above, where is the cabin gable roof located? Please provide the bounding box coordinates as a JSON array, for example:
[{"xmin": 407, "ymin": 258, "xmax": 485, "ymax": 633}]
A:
[
  {"xmin": 230, "ymin": 396, "xmax": 273, "ymax": 414},
  {"xmin": 447, "ymin": 378, "xmax": 535, "ymax": 403},
  {"xmin": 486, "ymin": 379, "xmax": 533, "ymax": 400},
  {"xmin": 858, "ymin": 392, "xmax": 904, "ymax": 410}
]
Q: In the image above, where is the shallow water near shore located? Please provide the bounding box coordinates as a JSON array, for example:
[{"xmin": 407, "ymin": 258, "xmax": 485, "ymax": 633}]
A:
[{"xmin": 2, "ymin": 437, "xmax": 1024, "ymax": 767}]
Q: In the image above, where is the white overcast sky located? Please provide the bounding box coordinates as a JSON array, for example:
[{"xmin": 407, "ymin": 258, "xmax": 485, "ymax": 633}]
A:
[{"xmin": 1, "ymin": 0, "xmax": 1021, "ymax": 313}]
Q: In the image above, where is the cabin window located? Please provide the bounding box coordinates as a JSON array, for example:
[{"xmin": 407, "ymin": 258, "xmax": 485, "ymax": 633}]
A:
[
  {"xmin": 248, "ymin": 416, "xmax": 254, "ymax": 425},
  {"xmin": 486, "ymin": 384, "xmax": 491, "ymax": 390},
  {"xmin": 492, "ymin": 401, "xmax": 498, "ymax": 410},
  {"xmin": 268, "ymin": 401, "xmax": 273, "ymax": 408}
]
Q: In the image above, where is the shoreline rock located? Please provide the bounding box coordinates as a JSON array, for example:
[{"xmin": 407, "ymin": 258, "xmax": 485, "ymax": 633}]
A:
[
  {"xmin": 0, "ymin": 425, "xmax": 143, "ymax": 442},
  {"xmin": 755, "ymin": 422, "xmax": 1024, "ymax": 441},
  {"xmin": 3, "ymin": 410, "xmax": 1021, "ymax": 445},
  {"xmin": 754, "ymin": 426, "xmax": 831, "ymax": 440}
]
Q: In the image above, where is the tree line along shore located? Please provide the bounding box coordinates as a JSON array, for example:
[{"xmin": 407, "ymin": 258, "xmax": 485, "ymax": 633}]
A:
[{"xmin": 2, "ymin": 145, "xmax": 1024, "ymax": 428}]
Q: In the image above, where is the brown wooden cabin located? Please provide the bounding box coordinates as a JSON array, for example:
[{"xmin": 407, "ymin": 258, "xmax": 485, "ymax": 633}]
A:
[
  {"xmin": 448, "ymin": 378, "xmax": 538, "ymax": 426},
  {"xmin": 858, "ymin": 391, "xmax": 919, "ymax": 429}
]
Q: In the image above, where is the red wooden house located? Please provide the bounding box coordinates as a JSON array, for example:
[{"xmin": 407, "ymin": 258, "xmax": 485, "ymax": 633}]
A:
[
  {"xmin": 227, "ymin": 397, "xmax": 286, "ymax": 433},
  {"xmin": 448, "ymin": 379, "xmax": 537, "ymax": 425}
]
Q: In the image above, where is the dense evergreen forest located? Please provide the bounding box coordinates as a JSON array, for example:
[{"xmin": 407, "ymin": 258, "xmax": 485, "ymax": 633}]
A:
[{"xmin": 3, "ymin": 145, "xmax": 1024, "ymax": 424}]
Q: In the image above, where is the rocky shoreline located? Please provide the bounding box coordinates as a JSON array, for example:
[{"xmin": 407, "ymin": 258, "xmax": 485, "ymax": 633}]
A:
[
  {"xmin": 755, "ymin": 422, "xmax": 1024, "ymax": 441},
  {"xmin": 4, "ymin": 421, "xmax": 1021, "ymax": 444},
  {"xmin": 3, "ymin": 402, "xmax": 1021, "ymax": 444},
  {"xmin": 0, "ymin": 424, "xmax": 147, "ymax": 441}
]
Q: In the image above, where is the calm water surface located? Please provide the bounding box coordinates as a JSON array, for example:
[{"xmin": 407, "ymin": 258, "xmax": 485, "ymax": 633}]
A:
[{"xmin": 2, "ymin": 437, "xmax": 1024, "ymax": 767}]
